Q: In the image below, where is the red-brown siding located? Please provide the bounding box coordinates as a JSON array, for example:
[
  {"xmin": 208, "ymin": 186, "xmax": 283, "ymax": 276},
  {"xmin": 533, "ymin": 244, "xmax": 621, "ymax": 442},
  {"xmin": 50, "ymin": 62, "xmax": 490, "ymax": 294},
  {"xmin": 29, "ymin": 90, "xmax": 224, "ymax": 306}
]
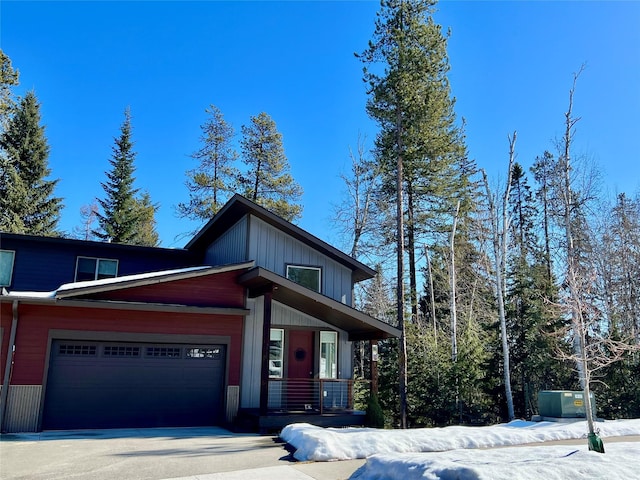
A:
[
  {"xmin": 1, "ymin": 302, "xmax": 13, "ymax": 384},
  {"xmin": 9, "ymin": 303, "xmax": 243, "ymax": 386},
  {"xmin": 79, "ymin": 271, "xmax": 246, "ymax": 308}
]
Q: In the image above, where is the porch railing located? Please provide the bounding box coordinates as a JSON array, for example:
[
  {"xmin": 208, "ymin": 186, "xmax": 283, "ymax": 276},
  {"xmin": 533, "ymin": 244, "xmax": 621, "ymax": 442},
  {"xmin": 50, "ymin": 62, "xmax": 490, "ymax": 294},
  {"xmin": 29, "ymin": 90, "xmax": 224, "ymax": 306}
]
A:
[{"xmin": 267, "ymin": 378, "xmax": 355, "ymax": 414}]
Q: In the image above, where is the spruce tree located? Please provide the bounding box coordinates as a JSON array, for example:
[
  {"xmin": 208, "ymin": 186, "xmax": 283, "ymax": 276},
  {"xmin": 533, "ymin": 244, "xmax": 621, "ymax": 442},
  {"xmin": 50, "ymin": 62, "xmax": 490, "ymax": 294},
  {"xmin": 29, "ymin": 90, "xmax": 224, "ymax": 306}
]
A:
[
  {"xmin": 0, "ymin": 91, "xmax": 62, "ymax": 235},
  {"xmin": 95, "ymin": 108, "xmax": 144, "ymax": 244},
  {"xmin": 1, "ymin": 49, "xmax": 20, "ymax": 132},
  {"xmin": 132, "ymin": 191, "xmax": 160, "ymax": 247},
  {"xmin": 177, "ymin": 104, "xmax": 239, "ymax": 223},
  {"xmin": 239, "ymin": 112, "xmax": 303, "ymax": 222}
]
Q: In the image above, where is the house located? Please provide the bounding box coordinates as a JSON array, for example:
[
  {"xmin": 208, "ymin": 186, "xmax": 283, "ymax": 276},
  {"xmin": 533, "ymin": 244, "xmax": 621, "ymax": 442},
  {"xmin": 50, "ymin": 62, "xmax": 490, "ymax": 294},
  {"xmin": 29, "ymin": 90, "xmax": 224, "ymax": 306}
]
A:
[{"xmin": 0, "ymin": 194, "xmax": 399, "ymax": 433}]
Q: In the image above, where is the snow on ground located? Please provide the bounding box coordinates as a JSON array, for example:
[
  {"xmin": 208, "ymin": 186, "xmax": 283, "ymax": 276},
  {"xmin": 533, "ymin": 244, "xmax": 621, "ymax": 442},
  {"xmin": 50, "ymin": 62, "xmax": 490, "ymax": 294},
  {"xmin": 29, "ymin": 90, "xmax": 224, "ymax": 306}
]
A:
[
  {"xmin": 279, "ymin": 418, "xmax": 640, "ymax": 462},
  {"xmin": 350, "ymin": 442, "xmax": 640, "ymax": 480}
]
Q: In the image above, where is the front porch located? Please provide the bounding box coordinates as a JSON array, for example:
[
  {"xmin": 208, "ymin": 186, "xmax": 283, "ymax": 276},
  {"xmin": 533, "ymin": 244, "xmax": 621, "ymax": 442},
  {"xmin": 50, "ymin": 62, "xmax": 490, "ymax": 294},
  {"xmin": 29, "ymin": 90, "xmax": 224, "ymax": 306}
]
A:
[{"xmin": 235, "ymin": 378, "xmax": 367, "ymax": 433}]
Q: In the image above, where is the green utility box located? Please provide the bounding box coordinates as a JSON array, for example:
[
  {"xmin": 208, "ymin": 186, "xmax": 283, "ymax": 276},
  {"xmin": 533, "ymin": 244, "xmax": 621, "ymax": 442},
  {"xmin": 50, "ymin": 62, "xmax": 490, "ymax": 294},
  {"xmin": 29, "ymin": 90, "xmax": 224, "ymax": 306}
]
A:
[{"xmin": 538, "ymin": 390, "xmax": 596, "ymax": 418}]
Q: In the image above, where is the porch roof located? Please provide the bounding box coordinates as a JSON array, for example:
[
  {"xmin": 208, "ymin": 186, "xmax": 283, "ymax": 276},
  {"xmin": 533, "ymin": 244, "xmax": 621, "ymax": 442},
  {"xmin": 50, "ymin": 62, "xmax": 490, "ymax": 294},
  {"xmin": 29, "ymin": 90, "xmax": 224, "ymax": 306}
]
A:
[{"xmin": 238, "ymin": 267, "xmax": 400, "ymax": 341}]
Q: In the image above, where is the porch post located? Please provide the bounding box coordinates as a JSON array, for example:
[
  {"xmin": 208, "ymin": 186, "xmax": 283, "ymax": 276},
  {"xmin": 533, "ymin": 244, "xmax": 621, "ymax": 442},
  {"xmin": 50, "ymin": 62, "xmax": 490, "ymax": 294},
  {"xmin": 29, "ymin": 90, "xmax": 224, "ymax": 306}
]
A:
[
  {"xmin": 259, "ymin": 292, "xmax": 273, "ymax": 415},
  {"xmin": 370, "ymin": 340, "xmax": 379, "ymax": 395}
]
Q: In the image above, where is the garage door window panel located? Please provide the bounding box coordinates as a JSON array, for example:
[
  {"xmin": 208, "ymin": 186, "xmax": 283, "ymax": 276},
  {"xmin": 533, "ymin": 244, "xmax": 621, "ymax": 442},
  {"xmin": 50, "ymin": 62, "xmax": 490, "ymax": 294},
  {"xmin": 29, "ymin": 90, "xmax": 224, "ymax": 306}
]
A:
[
  {"xmin": 145, "ymin": 347, "xmax": 182, "ymax": 358},
  {"xmin": 104, "ymin": 345, "xmax": 141, "ymax": 357}
]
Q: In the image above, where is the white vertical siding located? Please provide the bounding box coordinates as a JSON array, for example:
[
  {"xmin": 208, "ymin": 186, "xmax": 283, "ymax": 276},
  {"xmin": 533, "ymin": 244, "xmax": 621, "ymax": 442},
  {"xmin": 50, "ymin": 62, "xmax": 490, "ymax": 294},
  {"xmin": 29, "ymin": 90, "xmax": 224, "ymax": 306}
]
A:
[
  {"xmin": 248, "ymin": 216, "xmax": 353, "ymax": 304},
  {"xmin": 272, "ymin": 302, "xmax": 352, "ymax": 380},
  {"xmin": 240, "ymin": 297, "xmax": 263, "ymax": 409}
]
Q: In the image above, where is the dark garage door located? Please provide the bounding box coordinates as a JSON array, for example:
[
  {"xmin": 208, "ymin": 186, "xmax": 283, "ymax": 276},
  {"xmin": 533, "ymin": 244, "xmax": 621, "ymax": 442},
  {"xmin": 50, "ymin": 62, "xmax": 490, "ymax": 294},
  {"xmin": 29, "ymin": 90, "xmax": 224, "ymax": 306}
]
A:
[{"xmin": 43, "ymin": 340, "xmax": 226, "ymax": 430}]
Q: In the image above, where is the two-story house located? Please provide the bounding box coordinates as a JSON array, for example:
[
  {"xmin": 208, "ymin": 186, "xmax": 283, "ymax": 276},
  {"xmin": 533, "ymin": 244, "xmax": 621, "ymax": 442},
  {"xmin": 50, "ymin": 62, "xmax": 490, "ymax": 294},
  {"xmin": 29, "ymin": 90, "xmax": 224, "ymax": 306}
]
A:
[{"xmin": 0, "ymin": 194, "xmax": 399, "ymax": 433}]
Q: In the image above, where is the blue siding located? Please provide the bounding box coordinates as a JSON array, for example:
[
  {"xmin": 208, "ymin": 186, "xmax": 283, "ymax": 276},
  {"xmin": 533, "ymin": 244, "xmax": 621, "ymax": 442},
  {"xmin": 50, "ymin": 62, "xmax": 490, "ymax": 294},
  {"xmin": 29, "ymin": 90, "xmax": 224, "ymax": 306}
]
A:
[{"xmin": 1, "ymin": 235, "xmax": 197, "ymax": 291}]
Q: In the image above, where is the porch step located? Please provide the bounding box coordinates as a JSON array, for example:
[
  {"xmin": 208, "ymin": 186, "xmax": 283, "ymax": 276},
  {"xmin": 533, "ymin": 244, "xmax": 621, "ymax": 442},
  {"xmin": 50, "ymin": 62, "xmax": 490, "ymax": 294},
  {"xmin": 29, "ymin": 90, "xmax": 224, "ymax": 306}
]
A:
[{"xmin": 234, "ymin": 409, "xmax": 366, "ymax": 434}]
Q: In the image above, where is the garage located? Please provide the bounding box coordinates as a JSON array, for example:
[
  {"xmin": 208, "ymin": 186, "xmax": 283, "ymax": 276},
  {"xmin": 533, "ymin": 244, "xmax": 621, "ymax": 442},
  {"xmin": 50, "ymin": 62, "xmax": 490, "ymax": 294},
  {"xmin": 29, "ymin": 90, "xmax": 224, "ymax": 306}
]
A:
[{"xmin": 42, "ymin": 340, "xmax": 226, "ymax": 430}]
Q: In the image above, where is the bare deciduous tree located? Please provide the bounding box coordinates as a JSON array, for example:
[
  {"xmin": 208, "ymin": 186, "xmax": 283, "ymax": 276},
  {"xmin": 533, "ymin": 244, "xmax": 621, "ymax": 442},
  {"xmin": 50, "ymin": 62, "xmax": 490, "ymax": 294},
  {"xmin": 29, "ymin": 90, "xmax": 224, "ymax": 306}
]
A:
[{"xmin": 482, "ymin": 131, "xmax": 517, "ymax": 421}]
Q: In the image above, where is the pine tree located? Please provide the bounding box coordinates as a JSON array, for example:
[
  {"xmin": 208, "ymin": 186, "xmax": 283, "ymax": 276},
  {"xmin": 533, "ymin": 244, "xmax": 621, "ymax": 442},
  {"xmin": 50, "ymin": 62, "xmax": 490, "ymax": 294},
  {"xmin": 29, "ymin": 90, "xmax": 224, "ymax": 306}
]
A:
[
  {"xmin": 0, "ymin": 91, "xmax": 62, "ymax": 235},
  {"xmin": 359, "ymin": 0, "xmax": 471, "ymax": 428},
  {"xmin": 177, "ymin": 105, "xmax": 239, "ymax": 224},
  {"xmin": 95, "ymin": 108, "xmax": 148, "ymax": 244},
  {"xmin": 239, "ymin": 112, "xmax": 303, "ymax": 222}
]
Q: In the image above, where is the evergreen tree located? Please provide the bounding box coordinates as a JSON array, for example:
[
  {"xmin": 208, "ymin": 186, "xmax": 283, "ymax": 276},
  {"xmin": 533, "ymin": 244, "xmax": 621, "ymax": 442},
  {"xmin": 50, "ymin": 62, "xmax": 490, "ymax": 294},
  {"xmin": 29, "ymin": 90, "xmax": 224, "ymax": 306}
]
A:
[
  {"xmin": 239, "ymin": 112, "xmax": 303, "ymax": 222},
  {"xmin": 0, "ymin": 49, "xmax": 20, "ymax": 132},
  {"xmin": 359, "ymin": 0, "xmax": 471, "ymax": 428},
  {"xmin": 95, "ymin": 108, "xmax": 155, "ymax": 245},
  {"xmin": 505, "ymin": 163, "xmax": 572, "ymax": 418},
  {"xmin": 0, "ymin": 91, "xmax": 62, "ymax": 235},
  {"xmin": 177, "ymin": 105, "xmax": 239, "ymax": 224},
  {"xmin": 132, "ymin": 191, "xmax": 160, "ymax": 247}
]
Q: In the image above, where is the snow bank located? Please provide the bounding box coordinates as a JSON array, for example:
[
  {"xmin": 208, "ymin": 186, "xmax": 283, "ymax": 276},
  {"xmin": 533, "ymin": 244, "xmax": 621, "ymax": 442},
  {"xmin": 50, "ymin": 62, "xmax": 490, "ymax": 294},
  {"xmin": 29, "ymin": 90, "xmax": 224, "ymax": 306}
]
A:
[
  {"xmin": 350, "ymin": 442, "xmax": 640, "ymax": 480},
  {"xmin": 279, "ymin": 418, "xmax": 640, "ymax": 461}
]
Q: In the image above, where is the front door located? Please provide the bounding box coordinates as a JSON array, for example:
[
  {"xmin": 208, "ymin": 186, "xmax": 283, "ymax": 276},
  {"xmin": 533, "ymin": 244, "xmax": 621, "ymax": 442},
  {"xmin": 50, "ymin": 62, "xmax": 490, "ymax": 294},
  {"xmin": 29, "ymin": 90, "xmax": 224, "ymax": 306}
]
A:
[{"xmin": 287, "ymin": 330, "xmax": 315, "ymax": 410}]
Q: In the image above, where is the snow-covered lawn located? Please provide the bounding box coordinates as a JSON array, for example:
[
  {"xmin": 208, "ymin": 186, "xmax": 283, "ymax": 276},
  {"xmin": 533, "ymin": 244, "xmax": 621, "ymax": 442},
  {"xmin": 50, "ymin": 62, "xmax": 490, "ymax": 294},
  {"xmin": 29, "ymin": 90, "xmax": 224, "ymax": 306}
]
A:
[
  {"xmin": 280, "ymin": 419, "xmax": 640, "ymax": 479},
  {"xmin": 350, "ymin": 443, "xmax": 640, "ymax": 479}
]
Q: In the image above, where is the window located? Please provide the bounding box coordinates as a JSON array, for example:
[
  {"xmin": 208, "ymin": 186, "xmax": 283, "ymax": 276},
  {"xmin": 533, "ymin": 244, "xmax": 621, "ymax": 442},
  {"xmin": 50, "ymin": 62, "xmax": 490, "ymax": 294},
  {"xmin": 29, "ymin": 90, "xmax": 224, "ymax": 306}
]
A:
[
  {"xmin": 269, "ymin": 328, "xmax": 284, "ymax": 378},
  {"xmin": 75, "ymin": 257, "xmax": 118, "ymax": 282},
  {"xmin": 286, "ymin": 265, "xmax": 321, "ymax": 292},
  {"xmin": 0, "ymin": 250, "xmax": 15, "ymax": 287},
  {"xmin": 319, "ymin": 331, "xmax": 337, "ymax": 379}
]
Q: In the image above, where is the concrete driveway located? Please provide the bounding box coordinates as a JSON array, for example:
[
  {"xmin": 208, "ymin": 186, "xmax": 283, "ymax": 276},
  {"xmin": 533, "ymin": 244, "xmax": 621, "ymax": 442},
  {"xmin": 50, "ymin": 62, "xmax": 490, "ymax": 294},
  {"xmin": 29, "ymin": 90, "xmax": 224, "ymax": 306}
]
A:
[{"xmin": 0, "ymin": 427, "xmax": 364, "ymax": 480}]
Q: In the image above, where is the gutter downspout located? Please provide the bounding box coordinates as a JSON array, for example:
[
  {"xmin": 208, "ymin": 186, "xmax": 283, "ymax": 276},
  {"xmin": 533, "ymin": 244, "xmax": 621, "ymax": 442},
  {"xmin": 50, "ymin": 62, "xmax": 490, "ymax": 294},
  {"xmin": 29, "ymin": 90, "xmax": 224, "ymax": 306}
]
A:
[{"xmin": 0, "ymin": 300, "xmax": 19, "ymax": 433}]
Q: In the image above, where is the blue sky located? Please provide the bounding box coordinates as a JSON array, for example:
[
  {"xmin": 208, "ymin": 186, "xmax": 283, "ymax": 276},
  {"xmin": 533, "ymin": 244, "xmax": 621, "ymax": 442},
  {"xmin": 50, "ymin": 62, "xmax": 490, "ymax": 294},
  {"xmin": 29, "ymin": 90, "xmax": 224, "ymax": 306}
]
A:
[{"xmin": 2, "ymin": 1, "xmax": 639, "ymax": 248}]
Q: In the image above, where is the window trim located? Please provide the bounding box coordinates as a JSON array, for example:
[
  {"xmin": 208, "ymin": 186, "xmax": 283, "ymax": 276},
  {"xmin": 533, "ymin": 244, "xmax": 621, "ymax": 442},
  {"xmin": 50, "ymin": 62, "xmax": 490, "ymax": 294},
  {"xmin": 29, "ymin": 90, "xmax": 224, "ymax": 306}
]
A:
[
  {"xmin": 0, "ymin": 249, "xmax": 16, "ymax": 287},
  {"xmin": 75, "ymin": 256, "xmax": 119, "ymax": 282},
  {"xmin": 319, "ymin": 330, "xmax": 338, "ymax": 379},
  {"xmin": 286, "ymin": 264, "xmax": 322, "ymax": 293},
  {"xmin": 269, "ymin": 328, "xmax": 285, "ymax": 379}
]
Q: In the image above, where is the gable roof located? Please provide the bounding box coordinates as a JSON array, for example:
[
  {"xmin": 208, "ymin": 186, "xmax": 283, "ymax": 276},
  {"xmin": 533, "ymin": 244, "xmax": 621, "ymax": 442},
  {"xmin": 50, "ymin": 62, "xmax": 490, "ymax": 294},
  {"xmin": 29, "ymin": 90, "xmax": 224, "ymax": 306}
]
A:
[{"xmin": 185, "ymin": 194, "xmax": 377, "ymax": 283}]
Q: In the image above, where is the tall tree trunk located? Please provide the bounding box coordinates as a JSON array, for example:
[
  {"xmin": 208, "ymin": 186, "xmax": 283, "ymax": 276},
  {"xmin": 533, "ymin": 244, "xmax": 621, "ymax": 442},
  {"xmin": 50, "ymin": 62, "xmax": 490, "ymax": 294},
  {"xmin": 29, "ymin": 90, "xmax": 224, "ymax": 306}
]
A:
[
  {"xmin": 561, "ymin": 67, "xmax": 587, "ymax": 392},
  {"xmin": 396, "ymin": 107, "xmax": 408, "ymax": 429},
  {"xmin": 481, "ymin": 132, "xmax": 517, "ymax": 421},
  {"xmin": 407, "ymin": 179, "xmax": 419, "ymax": 322},
  {"xmin": 449, "ymin": 201, "xmax": 460, "ymax": 363},
  {"xmin": 425, "ymin": 246, "xmax": 438, "ymax": 347}
]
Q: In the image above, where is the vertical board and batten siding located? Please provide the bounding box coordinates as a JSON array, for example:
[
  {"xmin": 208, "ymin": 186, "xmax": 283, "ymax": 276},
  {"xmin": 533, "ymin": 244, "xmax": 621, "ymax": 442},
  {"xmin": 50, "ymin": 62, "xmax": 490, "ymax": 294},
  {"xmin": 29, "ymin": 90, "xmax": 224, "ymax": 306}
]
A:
[
  {"xmin": 248, "ymin": 216, "xmax": 353, "ymax": 305},
  {"xmin": 273, "ymin": 302, "xmax": 352, "ymax": 379},
  {"xmin": 241, "ymin": 297, "xmax": 263, "ymax": 409},
  {"xmin": 205, "ymin": 216, "xmax": 248, "ymax": 266},
  {"xmin": 239, "ymin": 298, "xmax": 352, "ymax": 409}
]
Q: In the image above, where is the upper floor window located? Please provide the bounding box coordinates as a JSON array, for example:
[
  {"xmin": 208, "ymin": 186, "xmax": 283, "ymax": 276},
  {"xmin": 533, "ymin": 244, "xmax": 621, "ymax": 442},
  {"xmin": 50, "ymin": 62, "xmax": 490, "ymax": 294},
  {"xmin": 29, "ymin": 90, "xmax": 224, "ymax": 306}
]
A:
[
  {"xmin": 286, "ymin": 265, "xmax": 321, "ymax": 293},
  {"xmin": 75, "ymin": 256, "xmax": 118, "ymax": 282},
  {"xmin": 0, "ymin": 250, "xmax": 16, "ymax": 287}
]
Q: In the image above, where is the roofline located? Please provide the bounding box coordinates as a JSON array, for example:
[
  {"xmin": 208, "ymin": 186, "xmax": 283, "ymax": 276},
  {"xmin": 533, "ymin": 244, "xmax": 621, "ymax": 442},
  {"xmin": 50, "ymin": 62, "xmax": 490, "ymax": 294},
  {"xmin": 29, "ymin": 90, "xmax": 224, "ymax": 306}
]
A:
[
  {"xmin": 238, "ymin": 267, "xmax": 400, "ymax": 340},
  {"xmin": 0, "ymin": 231, "xmax": 191, "ymax": 254},
  {"xmin": 185, "ymin": 194, "xmax": 376, "ymax": 282},
  {"xmin": 0, "ymin": 296, "xmax": 249, "ymax": 316},
  {"xmin": 55, "ymin": 262, "xmax": 255, "ymax": 299}
]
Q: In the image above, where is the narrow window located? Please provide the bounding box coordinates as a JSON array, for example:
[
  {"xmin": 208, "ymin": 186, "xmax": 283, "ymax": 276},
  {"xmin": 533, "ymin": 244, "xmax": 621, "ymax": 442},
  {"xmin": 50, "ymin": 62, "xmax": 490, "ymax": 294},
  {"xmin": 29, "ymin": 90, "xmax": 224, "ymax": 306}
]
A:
[
  {"xmin": 75, "ymin": 256, "xmax": 118, "ymax": 282},
  {"xmin": 286, "ymin": 265, "xmax": 321, "ymax": 293},
  {"xmin": 319, "ymin": 331, "xmax": 338, "ymax": 379},
  {"xmin": 269, "ymin": 328, "xmax": 284, "ymax": 378},
  {"xmin": 0, "ymin": 250, "xmax": 15, "ymax": 287}
]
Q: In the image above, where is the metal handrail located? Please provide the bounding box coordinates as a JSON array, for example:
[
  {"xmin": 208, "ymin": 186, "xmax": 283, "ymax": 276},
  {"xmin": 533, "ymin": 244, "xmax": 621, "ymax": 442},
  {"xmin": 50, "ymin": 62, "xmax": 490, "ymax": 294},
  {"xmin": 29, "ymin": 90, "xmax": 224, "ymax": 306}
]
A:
[{"xmin": 267, "ymin": 378, "xmax": 355, "ymax": 414}]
